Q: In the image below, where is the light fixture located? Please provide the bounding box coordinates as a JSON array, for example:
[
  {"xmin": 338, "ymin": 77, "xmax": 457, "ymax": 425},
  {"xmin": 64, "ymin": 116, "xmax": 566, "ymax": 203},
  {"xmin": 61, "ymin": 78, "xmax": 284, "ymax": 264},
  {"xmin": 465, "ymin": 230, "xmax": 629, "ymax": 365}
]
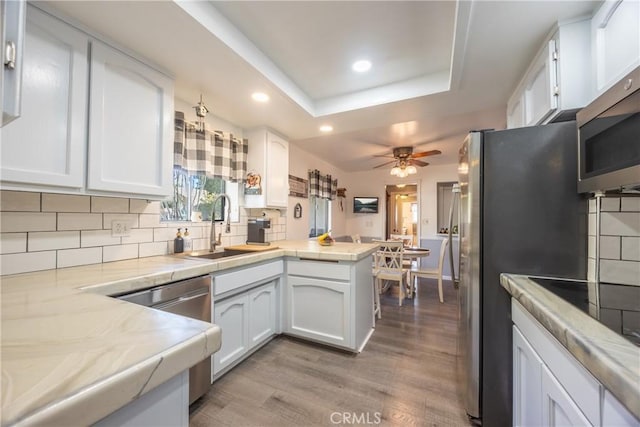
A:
[
  {"xmin": 319, "ymin": 125, "xmax": 333, "ymax": 132},
  {"xmin": 389, "ymin": 161, "xmax": 418, "ymax": 178},
  {"xmin": 352, "ymin": 59, "xmax": 371, "ymax": 73},
  {"xmin": 251, "ymin": 92, "xmax": 269, "ymax": 102},
  {"xmin": 396, "ymin": 184, "xmax": 406, "ymax": 188}
]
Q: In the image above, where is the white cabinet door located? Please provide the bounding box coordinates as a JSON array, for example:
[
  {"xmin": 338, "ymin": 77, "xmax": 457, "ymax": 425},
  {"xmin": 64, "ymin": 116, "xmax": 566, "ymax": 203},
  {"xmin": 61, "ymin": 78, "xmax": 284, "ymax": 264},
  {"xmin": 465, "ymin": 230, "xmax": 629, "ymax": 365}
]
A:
[
  {"xmin": 1, "ymin": 5, "xmax": 87, "ymax": 189},
  {"xmin": 248, "ymin": 281, "xmax": 278, "ymax": 349},
  {"xmin": 213, "ymin": 293, "xmax": 249, "ymax": 375},
  {"xmin": 524, "ymin": 39, "xmax": 558, "ymax": 126},
  {"xmin": 541, "ymin": 364, "xmax": 592, "ymax": 426},
  {"xmin": 87, "ymin": 40, "xmax": 173, "ymax": 197},
  {"xmin": 602, "ymin": 390, "xmax": 639, "ymax": 427},
  {"xmin": 513, "ymin": 325, "xmax": 543, "ymax": 427},
  {"xmin": 1, "ymin": 0, "xmax": 26, "ymax": 127},
  {"xmin": 592, "ymin": 0, "xmax": 640, "ymax": 94},
  {"xmin": 287, "ymin": 275, "xmax": 351, "ymax": 348},
  {"xmin": 266, "ymin": 132, "xmax": 289, "ymax": 208}
]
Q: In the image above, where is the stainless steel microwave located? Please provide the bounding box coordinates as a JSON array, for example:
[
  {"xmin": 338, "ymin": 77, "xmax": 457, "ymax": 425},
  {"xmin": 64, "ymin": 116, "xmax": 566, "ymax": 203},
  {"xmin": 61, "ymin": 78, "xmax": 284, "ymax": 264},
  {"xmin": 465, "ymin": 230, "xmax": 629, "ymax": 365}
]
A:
[{"xmin": 577, "ymin": 66, "xmax": 640, "ymax": 193}]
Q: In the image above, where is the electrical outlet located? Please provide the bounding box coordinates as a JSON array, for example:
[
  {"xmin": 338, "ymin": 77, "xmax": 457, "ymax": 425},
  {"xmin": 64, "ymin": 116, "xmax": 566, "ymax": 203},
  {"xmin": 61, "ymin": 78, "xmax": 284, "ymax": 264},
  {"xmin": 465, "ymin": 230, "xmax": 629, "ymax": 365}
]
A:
[{"xmin": 111, "ymin": 220, "xmax": 131, "ymax": 237}]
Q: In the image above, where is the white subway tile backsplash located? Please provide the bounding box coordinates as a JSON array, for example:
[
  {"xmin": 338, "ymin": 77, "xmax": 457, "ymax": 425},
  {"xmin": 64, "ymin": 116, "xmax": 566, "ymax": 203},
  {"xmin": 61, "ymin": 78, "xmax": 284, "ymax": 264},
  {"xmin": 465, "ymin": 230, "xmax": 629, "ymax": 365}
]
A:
[
  {"xmin": 622, "ymin": 237, "xmax": 640, "ymax": 261},
  {"xmin": 1, "ymin": 212, "xmax": 56, "ymax": 232},
  {"xmin": 0, "ymin": 233, "xmax": 27, "ymax": 254},
  {"xmin": 103, "ymin": 244, "xmax": 138, "ymax": 262},
  {"xmin": 600, "ymin": 236, "xmax": 621, "ymax": 260},
  {"xmin": 129, "ymin": 199, "xmax": 160, "ymax": 214},
  {"xmin": 154, "ymin": 227, "xmax": 175, "ymax": 242},
  {"xmin": 621, "ymin": 198, "xmax": 640, "ymax": 212},
  {"xmin": 121, "ymin": 229, "xmax": 153, "ymax": 244},
  {"xmin": 1, "ymin": 251, "xmax": 56, "ymax": 275},
  {"xmin": 139, "ymin": 214, "xmax": 163, "ymax": 228},
  {"xmin": 588, "ymin": 213, "xmax": 596, "ymax": 236},
  {"xmin": 601, "ymin": 212, "xmax": 640, "ymax": 237},
  {"xmin": 91, "ymin": 197, "xmax": 129, "ymax": 213},
  {"xmin": 587, "ymin": 257, "xmax": 596, "ymax": 282},
  {"xmin": 139, "ymin": 242, "xmax": 168, "ymax": 258},
  {"xmin": 600, "ymin": 259, "xmax": 640, "ymax": 286},
  {"xmin": 29, "ymin": 231, "xmax": 80, "ymax": 251},
  {"xmin": 0, "ymin": 192, "xmax": 267, "ymax": 274},
  {"xmin": 57, "ymin": 213, "xmax": 103, "ymax": 231},
  {"xmin": 0, "ymin": 191, "xmax": 40, "ymax": 212},
  {"xmin": 81, "ymin": 230, "xmax": 121, "ymax": 247},
  {"xmin": 103, "ymin": 214, "xmax": 139, "ymax": 229},
  {"xmin": 57, "ymin": 247, "xmax": 102, "ymax": 268},
  {"xmin": 42, "ymin": 193, "xmax": 90, "ymax": 213},
  {"xmin": 601, "ymin": 198, "xmax": 620, "ymax": 212}
]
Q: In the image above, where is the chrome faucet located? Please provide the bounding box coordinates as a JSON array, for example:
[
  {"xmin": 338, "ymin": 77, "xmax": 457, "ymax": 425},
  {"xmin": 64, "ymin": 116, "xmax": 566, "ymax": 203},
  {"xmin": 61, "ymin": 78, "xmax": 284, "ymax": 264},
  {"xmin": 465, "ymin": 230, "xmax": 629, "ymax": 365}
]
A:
[{"xmin": 210, "ymin": 194, "xmax": 231, "ymax": 252}]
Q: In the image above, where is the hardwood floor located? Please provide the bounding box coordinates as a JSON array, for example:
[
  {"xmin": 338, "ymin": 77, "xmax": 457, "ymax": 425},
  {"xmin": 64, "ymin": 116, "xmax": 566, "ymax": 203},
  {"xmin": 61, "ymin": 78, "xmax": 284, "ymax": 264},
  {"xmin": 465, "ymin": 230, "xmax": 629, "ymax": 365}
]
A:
[{"xmin": 190, "ymin": 278, "xmax": 472, "ymax": 426}]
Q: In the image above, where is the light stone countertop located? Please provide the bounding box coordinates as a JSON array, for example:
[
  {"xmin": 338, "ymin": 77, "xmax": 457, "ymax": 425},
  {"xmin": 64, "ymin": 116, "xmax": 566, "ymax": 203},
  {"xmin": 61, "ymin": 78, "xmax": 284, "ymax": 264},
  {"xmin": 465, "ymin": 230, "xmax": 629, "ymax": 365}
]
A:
[
  {"xmin": 501, "ymin": 273, "xmax": 640, "ymax": 420},
  {"xmin": 1, "ymin": 240, "xmax": 377, "ymax": 426}
]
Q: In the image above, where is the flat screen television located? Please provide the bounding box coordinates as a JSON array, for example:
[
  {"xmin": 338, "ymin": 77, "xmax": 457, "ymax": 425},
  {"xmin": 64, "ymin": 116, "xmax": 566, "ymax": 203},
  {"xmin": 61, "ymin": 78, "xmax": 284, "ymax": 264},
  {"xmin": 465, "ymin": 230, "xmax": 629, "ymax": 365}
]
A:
[{"xmin": 353, "ymin": 197, "xmax": 379, "ymax": 214}]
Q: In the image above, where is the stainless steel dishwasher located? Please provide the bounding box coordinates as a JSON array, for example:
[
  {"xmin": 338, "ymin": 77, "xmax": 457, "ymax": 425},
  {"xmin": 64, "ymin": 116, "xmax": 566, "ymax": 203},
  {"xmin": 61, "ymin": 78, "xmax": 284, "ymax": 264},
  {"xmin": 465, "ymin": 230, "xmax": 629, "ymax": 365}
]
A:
[{"xmin": 116, "ymin": 275, "xmax": 212, "ymax": 405}]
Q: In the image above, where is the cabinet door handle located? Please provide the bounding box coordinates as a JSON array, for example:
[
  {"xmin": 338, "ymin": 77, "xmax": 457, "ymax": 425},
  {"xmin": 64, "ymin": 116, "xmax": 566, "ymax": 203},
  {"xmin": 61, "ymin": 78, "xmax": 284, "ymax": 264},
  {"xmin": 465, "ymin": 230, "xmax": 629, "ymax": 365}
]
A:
[{"xmin": 4, "ymin": 41, "xmax": 16, "ymax": 69}]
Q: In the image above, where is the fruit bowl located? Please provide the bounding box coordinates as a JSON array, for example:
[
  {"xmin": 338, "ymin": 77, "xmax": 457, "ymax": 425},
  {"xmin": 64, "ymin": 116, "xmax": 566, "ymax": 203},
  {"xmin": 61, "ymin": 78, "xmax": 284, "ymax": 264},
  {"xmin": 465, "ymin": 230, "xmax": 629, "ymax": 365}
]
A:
[{"xmin": 319, "ymin": 240, "xmax": 334, "ymax": 246}]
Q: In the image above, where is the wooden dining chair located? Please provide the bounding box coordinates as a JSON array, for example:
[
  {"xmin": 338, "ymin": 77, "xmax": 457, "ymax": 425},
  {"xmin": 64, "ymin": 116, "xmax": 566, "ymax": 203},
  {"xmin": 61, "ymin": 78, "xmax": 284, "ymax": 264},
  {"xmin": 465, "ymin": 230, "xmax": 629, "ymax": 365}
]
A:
[
  {"xmin": 373, "ymin": 240, "xmax": 410, "ymax": 306},
  {"xmin": 409, "ymin": 237, "xmax": 449, "ymax": 302}
]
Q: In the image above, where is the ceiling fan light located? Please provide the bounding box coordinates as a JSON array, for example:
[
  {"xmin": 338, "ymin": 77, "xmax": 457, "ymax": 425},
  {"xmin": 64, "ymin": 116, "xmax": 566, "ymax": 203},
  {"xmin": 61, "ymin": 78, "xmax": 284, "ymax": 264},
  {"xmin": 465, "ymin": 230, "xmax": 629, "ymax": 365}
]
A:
[
  {"xmin": 390, "ymin": 166, "xmax": 401, "ymax": 176},
  {"xmin": 406, "ymin": 165, "xmax": 417, "ymax": 175}
]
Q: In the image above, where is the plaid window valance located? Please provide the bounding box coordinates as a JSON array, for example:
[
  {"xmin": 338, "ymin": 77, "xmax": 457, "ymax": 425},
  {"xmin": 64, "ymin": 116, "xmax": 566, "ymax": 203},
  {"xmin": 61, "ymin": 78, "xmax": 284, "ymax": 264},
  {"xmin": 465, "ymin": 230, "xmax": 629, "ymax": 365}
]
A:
[
  {"xmin": 173, "ymin": 111, "xmax": 248, "ymax": 182},
  {"xmin": 308, "ymin": 169, "xmax": 337, "ymax": 200}
]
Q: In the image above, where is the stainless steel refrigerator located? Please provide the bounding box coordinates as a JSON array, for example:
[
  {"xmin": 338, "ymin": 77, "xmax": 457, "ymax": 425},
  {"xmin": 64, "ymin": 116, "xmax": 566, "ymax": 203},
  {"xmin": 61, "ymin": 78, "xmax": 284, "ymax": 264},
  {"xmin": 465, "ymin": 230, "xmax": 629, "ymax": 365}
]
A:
[{"xmin": 456, "ymin": 122, "xmax": 587, "ymax": 426}]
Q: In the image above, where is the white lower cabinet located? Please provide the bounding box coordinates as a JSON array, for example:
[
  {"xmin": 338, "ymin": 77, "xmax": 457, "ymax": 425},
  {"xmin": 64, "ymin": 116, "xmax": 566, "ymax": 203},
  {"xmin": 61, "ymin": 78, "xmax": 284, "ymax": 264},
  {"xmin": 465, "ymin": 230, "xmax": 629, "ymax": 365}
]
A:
[
  {"xmin": 513, "ymin": 326, "xmax": 543, "ymax": 427},
  {"xmin": 248, "ymin": 281, "xmax": 277, "ymax": 347},
  {"xmin": 94, "ymin": 371, "xmax": 188, "ymax": 427},
  {"xmin": 512, "ymin": 299, "xmax": 639, "ymax": 426},
  {"xmin": 213, "ymin": 292, "xmax": 250, "ymax": 376},
  {"xmin": 286, "ymin": 275, "xmax": 351, "ymax": 348},
  {"xmin": 212, "ymin": 277, "xmax": 280, "ymax": 380},
  {"xmin": 541, "ymin": 364, "xmax": 591, "ymax": 426}
]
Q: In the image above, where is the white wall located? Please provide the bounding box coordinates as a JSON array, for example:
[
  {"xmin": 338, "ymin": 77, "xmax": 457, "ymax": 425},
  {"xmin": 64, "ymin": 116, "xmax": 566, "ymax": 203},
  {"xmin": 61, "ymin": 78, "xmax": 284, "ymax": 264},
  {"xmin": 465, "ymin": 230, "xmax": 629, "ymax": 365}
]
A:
[
  {"xmin": 286, "ymin": 144, "xmax": 348, "ymax": 240},
  {"xmin": 344, "ymin": 163, "xmax": 458, "ymax": 239}
]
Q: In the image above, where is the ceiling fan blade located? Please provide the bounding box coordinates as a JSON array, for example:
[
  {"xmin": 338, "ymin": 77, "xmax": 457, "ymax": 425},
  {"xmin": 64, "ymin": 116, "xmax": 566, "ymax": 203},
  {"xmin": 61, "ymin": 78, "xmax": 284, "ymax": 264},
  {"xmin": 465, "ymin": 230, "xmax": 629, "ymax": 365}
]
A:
[
  {"xmin": 373, "ymin": 160, "xmax": 396, "ymax": 169},
  {"xmin": 373, "ymin": 154, "xmax": 394, "ymax": 158},
  {"xmin": 412, "ymin": 159, "xmax": 429, "ymax": 167},
  {"xmin": 411, "ymin": 149, "xmax": 442, "ymax": 159}
]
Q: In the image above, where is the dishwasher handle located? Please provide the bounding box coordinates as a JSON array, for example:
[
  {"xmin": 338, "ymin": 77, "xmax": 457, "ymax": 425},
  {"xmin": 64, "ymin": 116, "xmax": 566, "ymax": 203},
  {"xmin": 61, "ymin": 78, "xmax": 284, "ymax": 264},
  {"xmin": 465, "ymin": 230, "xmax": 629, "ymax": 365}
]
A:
[{"xmin": 151, "ymin": 290, "xmax": 209, "ymax": 311}]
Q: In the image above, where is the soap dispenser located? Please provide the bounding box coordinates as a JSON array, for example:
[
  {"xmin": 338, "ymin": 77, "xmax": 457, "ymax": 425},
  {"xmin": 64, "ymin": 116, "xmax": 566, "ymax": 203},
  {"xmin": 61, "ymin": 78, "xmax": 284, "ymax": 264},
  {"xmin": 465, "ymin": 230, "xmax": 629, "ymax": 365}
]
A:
[
  {"xmin": 174, "ymin": 228, "xmax": 184, "ymax": 253},
  {"xmin": 183, "ymin": 228, "xmax": 193, "ymax": 252}
]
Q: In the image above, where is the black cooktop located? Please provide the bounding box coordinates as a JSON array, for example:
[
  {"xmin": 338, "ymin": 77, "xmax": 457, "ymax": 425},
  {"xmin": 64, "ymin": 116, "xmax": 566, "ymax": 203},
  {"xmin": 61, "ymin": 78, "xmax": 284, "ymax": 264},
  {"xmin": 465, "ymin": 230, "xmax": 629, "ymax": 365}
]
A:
[{"xmin": 529, "ymin": 277, "xmax": 640, "ymax": 347}]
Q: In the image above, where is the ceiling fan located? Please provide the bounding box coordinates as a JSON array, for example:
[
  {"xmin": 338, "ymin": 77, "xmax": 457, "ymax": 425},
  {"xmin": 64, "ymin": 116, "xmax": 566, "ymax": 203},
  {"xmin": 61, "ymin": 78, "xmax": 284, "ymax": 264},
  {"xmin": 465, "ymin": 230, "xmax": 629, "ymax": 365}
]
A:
[{"xmin": 373, "ymin": 146, "xmax": 441, "ymax": 177}]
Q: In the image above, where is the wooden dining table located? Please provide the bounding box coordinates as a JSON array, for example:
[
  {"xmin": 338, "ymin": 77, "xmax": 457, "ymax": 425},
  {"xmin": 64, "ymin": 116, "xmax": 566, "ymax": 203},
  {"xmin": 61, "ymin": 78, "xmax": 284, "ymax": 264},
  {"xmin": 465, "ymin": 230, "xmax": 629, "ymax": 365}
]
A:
[{"xmin": 378, "ymin": 246, "xmax": 430, "ymax": 293}]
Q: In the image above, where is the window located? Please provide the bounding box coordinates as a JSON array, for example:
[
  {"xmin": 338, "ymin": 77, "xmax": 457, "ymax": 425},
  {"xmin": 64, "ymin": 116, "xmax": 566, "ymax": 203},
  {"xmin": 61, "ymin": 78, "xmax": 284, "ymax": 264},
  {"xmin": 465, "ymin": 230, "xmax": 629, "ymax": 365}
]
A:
[
  {"xmin": 309, "ymin": 196, "xmax": 331, "ymax": 237},
  {"xmin": 161, "ymin": 168, "xmax": 238, "ymax": 222}
]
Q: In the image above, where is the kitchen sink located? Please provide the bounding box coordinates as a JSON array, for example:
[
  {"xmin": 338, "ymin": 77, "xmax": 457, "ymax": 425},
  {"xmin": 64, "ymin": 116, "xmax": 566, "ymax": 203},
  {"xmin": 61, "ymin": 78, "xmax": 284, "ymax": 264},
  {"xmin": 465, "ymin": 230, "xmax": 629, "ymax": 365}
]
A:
[{"xmin": 185, "ymin": 249, "xmax": 252, "ymax": 260}]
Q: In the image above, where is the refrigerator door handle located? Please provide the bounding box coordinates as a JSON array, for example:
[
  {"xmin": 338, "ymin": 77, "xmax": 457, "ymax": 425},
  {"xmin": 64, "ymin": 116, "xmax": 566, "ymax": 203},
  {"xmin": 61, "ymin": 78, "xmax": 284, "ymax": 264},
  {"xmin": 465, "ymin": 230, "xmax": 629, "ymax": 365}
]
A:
[{"xmin": 448, "ymin": 183, "xmax": 461, "ymax": 287}]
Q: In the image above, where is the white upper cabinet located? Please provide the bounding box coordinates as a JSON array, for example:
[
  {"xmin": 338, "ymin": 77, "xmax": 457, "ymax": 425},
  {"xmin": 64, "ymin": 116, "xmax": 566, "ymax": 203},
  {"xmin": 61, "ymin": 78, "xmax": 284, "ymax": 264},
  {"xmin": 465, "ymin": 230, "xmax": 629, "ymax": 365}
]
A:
[
  {"xmin": 87, "ymin": 41, "xmax": 173, "ymax": 197},
  {"xmin": 245, "ymin": 128, "xmax": 289, "ymax": 209},
  {"xmin": 1, "ymin": 5, "xmax": 88, "ymax": 189},
  {"xmin": 0, "ymin": 4, "xmax": 174, "ymax": 200},
  {"xmin": 507, "ymin": 18, "xmax": 592, "ymax": 128},
  {"xmin": 1, "ymin": 0, "xmax": 26, "ymax": 127},
  {"xmin": 592, "ymin": 0, "xmax": 640, "ymax": 95}
]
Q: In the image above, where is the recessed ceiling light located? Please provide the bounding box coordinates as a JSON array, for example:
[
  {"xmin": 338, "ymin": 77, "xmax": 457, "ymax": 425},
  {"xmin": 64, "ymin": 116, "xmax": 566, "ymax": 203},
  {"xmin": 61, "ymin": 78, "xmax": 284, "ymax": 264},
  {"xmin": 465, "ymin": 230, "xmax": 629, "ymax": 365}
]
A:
[
  {"xmin": 352, "ymin": 60, "xmax": 371, "ymax": 73},
  {"xmin": 319, "ymin": 125, "xmax": 333, "ymax": 132},
  {"xmin": 251, "ymin": 92, "xmax": 269, "ymax": 102}
]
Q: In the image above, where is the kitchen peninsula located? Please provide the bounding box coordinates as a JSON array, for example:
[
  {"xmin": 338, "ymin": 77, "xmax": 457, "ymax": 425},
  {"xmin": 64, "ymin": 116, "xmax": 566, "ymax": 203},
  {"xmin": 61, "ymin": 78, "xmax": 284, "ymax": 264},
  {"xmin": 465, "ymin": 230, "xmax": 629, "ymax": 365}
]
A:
[{"xmin": 1, "ymin": 240, "xmax": 377, "ymax": 426}]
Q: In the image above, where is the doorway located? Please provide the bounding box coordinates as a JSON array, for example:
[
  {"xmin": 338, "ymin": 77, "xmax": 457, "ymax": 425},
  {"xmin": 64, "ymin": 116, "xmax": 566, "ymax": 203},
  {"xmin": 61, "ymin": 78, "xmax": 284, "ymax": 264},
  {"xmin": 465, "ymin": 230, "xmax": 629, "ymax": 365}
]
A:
[{"xmin": 385, "ymin": 184, "xmax": 418, "ymax": 246}]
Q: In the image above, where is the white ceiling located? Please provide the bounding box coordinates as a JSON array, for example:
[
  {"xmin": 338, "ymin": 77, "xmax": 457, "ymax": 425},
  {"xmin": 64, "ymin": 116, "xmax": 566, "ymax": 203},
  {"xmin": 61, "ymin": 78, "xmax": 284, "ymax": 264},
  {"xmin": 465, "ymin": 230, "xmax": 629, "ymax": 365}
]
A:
[{"xmin": 47, "ymin": 0, "xmax": 600, "ymax": 172}]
